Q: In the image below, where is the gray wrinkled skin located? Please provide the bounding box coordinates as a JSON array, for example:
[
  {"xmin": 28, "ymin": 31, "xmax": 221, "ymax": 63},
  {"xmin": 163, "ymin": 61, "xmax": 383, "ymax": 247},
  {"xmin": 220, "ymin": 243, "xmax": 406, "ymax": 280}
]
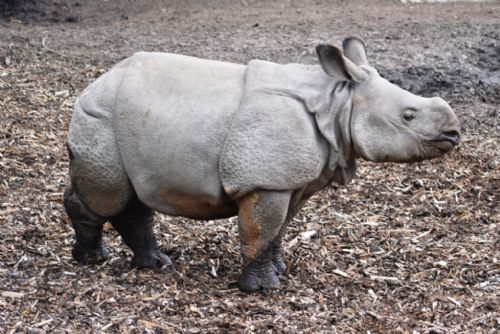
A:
[{"xmin": 65, "ymin": 37, "xmax": 460, "ymax": 292}]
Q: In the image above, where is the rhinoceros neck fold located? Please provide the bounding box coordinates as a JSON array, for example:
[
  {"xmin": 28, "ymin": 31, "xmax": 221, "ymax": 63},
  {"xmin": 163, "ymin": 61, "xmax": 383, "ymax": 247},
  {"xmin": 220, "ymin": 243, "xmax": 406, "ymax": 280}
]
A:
[
  {"xmin": 307, "ymin": 77, "xmax": 356, "ymax": 183},
  {"xmin": 324, "ymin": 81, "xmax": 357, "ymax": 185}
]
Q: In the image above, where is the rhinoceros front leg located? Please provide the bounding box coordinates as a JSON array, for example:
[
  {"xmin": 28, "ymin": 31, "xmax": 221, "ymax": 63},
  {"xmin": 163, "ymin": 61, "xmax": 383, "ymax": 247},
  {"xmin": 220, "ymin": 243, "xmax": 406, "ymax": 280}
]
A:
[
  {"xmin": 109, "ymin": 197, "xmax": 172, "ymax": 269},
  {"xmin": 269, "ymin": 199, "xmax": 304, "ymax": 275},
  {"xmin": 64, "ymin": 185, "xmax": 109, "ymax": 264},
  {"xmin": 237, "ymin": 190, "xmax": 292, "ymax": 292},
  {"xmin": 245, "ymin": 193, "xmax": 304, "ymax": 280}
]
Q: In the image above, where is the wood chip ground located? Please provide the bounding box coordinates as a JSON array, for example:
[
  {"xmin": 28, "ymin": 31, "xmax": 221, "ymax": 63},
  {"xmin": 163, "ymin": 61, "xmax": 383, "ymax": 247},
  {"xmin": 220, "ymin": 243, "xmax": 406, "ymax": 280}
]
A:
[{"xmin": 0, "ymin": 0, "xmax": 498, "ymax": 332}]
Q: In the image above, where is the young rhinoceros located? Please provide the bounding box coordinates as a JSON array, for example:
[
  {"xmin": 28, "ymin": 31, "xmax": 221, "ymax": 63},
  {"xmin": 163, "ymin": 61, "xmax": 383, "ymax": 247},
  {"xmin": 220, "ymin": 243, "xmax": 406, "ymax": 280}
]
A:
[{"xmin": 65, "ymin": 37, "xmax": 460, "ymax": 292}]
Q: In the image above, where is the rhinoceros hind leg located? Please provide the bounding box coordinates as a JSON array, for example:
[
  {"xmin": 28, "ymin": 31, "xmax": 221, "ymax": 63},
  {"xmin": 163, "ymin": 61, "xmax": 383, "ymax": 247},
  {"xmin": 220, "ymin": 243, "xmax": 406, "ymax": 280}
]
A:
[
  {"xmin": 64, "ymin": 185, "xmax": 109, "ymax": 264},
  {"xmin": 237, "ymin": 190, "xmax": 292, "ymax": 292},
  {"xmin": 109, "ymin": 197, "xmax": 172, "ymax": 269}
]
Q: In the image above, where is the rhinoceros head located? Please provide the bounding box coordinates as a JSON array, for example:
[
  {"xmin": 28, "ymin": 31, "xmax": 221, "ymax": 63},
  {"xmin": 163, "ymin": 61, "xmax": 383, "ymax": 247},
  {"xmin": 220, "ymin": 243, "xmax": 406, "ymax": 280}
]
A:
[{"xmin": 316, "ymin": 37, "xmax": 461, "ymax": 163}]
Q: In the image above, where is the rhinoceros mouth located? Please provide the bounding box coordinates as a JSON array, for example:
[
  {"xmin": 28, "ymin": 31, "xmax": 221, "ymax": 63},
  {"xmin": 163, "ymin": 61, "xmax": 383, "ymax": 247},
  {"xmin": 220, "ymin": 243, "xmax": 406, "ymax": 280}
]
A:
[
  {"xmin": 432, "ymin": 140, "xmax": 455, "ymax": 153},
  {"xmin": 431, "ymin": 130, "xmax": 460, "ymax": 153}
]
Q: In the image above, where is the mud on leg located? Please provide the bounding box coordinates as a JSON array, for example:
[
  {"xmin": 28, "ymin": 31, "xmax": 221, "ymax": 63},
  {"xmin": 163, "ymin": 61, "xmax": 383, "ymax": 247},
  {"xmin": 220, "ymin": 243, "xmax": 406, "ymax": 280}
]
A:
[{"xmin": 237, "ymin": 190, "xmax": 292, "ymax": 292}]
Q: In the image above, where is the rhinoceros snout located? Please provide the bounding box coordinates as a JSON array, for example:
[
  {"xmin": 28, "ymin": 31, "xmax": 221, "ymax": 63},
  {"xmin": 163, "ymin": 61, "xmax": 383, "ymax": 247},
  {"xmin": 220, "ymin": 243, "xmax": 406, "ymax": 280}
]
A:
[
  {"xmin": 428, "ymin": 97, "xmax": 461, "ymax": 152},
  {"xmin": 439, "ymin": 130, "xmax": 460, "ymax": 146}
]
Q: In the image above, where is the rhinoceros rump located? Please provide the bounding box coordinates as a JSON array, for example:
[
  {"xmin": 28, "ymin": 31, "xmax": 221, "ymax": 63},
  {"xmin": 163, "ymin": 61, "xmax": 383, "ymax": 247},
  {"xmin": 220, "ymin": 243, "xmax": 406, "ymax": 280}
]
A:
[{"xmin": 64, "ymin": 37, "xmax": 460, "ymax": 292}]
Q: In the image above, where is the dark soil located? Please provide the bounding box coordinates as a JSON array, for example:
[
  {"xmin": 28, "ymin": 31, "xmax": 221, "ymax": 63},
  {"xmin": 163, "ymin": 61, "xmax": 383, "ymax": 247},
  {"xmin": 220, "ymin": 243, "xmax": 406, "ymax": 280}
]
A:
[{"xmin": 1, "ymin": 0, "xmax": 499, "ymax": 332}]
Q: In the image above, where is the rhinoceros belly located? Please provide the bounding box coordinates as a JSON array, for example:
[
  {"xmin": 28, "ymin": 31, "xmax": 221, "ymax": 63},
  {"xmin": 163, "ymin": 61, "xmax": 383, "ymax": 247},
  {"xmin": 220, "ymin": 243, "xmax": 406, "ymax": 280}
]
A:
[{"xmin": 113, "ymin": 52, "xmax": 245, "ymax": 219}]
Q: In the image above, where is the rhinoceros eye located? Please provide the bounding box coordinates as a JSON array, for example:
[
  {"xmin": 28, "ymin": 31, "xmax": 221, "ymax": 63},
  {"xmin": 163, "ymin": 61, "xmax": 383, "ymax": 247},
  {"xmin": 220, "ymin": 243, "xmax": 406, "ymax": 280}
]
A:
[{"xmin": 403, "ymin": 110, "xmax": 416, "ymax": 122}]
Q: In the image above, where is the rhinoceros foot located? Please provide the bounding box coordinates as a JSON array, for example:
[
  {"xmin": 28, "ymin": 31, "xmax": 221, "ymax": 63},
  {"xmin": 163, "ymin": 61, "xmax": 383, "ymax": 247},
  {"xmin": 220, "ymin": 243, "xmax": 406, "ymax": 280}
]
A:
[
  {"xmin": 131, "ymin": 249, "xmax": 173, "ymax": 270},
  {"xmin": 239, "ymin": 258, "xmax": 281, "ymax": 292},
  {"xmin": 72, "ymin": 242, "xmax": 110, "ymax": 265}
]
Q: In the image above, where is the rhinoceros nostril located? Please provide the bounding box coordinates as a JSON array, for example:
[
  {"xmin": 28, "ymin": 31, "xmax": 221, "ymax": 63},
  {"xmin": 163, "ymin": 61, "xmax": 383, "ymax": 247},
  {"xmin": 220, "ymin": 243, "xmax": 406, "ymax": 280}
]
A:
[{"xmin": 440, "ymin": 130, "xmax": 460, "ymax": 145}]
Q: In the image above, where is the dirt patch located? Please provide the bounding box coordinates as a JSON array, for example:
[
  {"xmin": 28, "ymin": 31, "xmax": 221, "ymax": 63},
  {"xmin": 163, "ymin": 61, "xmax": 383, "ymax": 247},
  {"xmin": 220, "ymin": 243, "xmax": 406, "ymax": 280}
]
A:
[
  {"xmin": 0, "ymin": 0, "xmax": 78, "ymax": 23},
  {"xmin": 1, "ymin": 0, "xmax": 499, "ymax": 332}
]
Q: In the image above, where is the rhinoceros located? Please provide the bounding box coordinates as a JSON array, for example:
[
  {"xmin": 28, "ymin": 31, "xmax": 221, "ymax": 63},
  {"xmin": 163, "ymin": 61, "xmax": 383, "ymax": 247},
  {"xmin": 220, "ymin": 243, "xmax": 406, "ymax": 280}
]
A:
[{"xmin": 64, "ymin": 37, "xmax": 460, "ymax": 292}]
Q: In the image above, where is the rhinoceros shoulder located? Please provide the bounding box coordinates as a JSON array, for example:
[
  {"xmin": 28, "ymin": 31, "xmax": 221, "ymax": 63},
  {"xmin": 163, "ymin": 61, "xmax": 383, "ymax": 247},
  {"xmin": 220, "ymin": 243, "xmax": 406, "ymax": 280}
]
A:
[{"xmin": 220, "ymin": 60, "xmax": 330, "ymax": 199}]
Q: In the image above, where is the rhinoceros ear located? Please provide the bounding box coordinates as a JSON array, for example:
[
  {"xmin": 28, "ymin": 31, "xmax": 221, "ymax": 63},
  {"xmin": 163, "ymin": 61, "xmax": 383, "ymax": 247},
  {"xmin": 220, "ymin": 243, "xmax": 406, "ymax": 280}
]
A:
[
  {"xmin": 342, "ymin": 37, "xmax": 368, "ymax": 66},
  {"xmin": 316, "ymin": 44, "xmax": 368, "ymax": 83}
]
